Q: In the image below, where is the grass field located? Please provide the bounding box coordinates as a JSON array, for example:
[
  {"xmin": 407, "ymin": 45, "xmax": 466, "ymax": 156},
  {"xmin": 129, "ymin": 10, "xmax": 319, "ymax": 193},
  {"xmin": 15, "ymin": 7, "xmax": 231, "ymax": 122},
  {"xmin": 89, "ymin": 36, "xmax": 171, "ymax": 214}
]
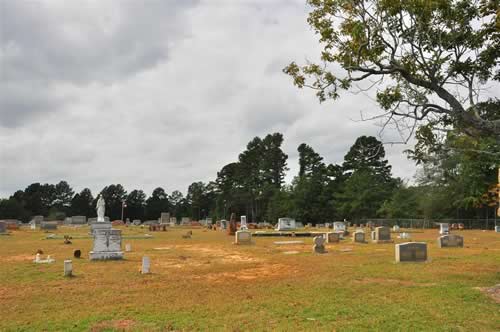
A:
[{"xmin": 0, "ymin": 226, "xmax": 499, "ymax": 331}]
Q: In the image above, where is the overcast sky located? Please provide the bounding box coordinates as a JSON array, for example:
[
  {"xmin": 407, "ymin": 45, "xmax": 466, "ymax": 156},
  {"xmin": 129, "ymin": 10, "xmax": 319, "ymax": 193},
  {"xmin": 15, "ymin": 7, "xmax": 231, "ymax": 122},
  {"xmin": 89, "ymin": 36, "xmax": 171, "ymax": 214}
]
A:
[{"xmin": 0, "ymin": 0, "xmax": 419, "ymax": 198}]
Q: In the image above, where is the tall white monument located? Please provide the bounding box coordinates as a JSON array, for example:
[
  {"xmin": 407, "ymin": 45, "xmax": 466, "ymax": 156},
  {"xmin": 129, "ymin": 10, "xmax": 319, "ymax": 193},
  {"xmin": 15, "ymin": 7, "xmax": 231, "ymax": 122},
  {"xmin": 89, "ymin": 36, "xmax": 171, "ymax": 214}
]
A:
[
  {"xmin": 89, "ymin": 196, "xmax": 123, "ymax": 260},
  {"xmin": 96, "ymin": 195, "xmax": 106, "ymax": 222}
]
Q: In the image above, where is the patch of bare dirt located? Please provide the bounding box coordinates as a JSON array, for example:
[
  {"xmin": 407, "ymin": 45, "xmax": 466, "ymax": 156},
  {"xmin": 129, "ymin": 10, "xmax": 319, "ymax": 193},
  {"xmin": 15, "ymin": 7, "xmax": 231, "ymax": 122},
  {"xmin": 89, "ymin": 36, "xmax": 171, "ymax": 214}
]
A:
[
  {"xmin": 91, "ymin": 319, "xmax": 136, "ymax": 331},
  {"xmin": 200, "ymin": 263, "xmax": 297, "ymax": 282},
  {"xmin": 476, "ymin": 284, "xmax": 500, "ymax": 303},
  {"xmin": 354, "ymin": 278, "xmax": 436, "ymax": 287},
  {"xmin": 2, "ymin": 254, "xmax": 34, "ymax": 262}
]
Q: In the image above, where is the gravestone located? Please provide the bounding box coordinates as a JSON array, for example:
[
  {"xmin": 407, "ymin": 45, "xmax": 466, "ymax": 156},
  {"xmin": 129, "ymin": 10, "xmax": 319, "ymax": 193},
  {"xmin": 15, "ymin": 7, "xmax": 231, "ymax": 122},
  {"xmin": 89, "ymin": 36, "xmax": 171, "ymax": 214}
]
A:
[
  {"xmin": 30, "ymin": 222, "xmax": 36, "ymax": 230},
  {"xmin": 371, "ymin": 231, "xmax": 376, "ymax": 241},
  {"xmin": 142, "ymin": 256, "xmax": 151, "ymax": 274},
  {"xmin": 89, "ymin": 229, "xmax": 124, "ymax": 260},
  {"xmin": 333, "ymin": 222, "xmax": 346, "ymax": 233},
  {"xmin": 296, "ymin": 222, "xmax": 304, "ymax": 228},
  {"xmin": 125, "ymin": 243, "xmax": 132, "ymax": 252},
  {"xmin": 437, "ymin": 234, "xmax": 464, "ymax": 248},
  {"xmin": 71, "ymin": 216, "xmax": 87, "ymax": 224},
  {"xmin": 170, "ymin": 217, "xmax": 177, "ymax": 224},
  {"xmin": 439, "ymin": 223, "xmax": 449, "ymax": 235},
  {"xmin": 325, "ymin": 232, "xmax": 340, "ymax": 243},
  {"xmin": 133, "ymin": 219, "xmax": 141, "ymax": 226},
  {"xmin": 313, "ymin": 236, "xmax": 326, "ymax": 253},
  {"xmin": 64, "ymin": 260, "xmax": 73, "ymax": 277},
  {"xmin": 5, "ymin": 220, "xmax": 19, "ymax": 230},
  {"xmin": 307, "ymin": 223, "xmax": 313, "ymax": 228},
  {"xmin": 0, "ymin": 221, "xmax": 6, "ymax": 233},
  {"xmin": 88, "ymin": 217, "xmax": 97, "ymax": 223},
  {"xmin": 74, "ymin": 250, "xmax": 81, "ymax": 258},
  {"xmin": 395, "ymin": 242, "xmax": 427, "ymax": 262},
  {"xmin": 352, "ymin": 231, "xmax": 366, "ymax": 243},
  {"xmin": 90, "ymin": 220, "xmax": 112, "ymax": 235},
  {"xmin": 160, "ymin": 212, "xmax": 170, "ymax": 224},
  {"xmin": 373, "ymin": 226, "xmax": 393, "ymax": 243},
  {"xmin": 32, "ymin": 215, "xmax": 44, "ymax": 225},
  {"xmin": 181, "ymin": 217, "xmax": 191, "ymax": 225},
  {"xmin": 495, "ymin": 226, "xmax": 500, "ymax": 233},
  {"xmin": 235, "ymin": 230, "xmax": 252, "ymax": 245},
  {"xmin": 240, "ymin": 215, "xmax": 248, "ymax": 230},
  {"xmin": 393, "ymin": 225, "xmax": 400, "ymax": 232},
  {"xmin": 275, "ymin": 218, "xmax": 296, "ymax": 231},
  {"xmin": 40, "ymin": 222, "xmax": 58, "ymax": 230}
]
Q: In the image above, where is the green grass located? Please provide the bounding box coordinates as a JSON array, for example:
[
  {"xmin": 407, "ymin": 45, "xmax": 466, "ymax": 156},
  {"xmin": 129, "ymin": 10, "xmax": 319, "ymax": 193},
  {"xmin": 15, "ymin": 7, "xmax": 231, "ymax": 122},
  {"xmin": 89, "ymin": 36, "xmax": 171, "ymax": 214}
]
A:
[{"xmin": 0, "ymin": 227, "xmax": 499, "ymax": 331}]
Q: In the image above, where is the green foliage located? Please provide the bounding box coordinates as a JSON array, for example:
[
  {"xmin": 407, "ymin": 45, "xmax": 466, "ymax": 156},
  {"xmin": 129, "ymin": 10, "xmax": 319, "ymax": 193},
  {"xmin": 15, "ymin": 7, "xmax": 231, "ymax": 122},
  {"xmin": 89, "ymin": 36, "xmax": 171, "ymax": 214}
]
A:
[
  {"xmin": 70, "ymin": 188, "xmax": 94, "ymax": 217},
  {"xmin": 145, "ymin": 187, "xmax": 170, "ymax": 220},
  {"xmin": 98, "ymin": 184, "xmax": 127, "ymax": 220},
  {"xmin": 126, "ymin": 189, "xmax": 146, "ymax": 221},
  {"xmin": 285, "ymin": 0, "xmax": 500, "ymax": 137}
]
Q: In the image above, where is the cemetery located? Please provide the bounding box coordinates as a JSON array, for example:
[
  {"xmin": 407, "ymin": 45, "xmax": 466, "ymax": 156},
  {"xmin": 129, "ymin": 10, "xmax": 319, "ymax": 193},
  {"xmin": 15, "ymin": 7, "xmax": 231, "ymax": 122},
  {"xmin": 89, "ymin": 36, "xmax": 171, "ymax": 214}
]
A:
[
  {"xmin": 0, "ymin": 216, "xmax": 499, "ymax": 331},
  {"xmin": 1, "ymin": 0, "xmax": 499, "ymax": 330}
]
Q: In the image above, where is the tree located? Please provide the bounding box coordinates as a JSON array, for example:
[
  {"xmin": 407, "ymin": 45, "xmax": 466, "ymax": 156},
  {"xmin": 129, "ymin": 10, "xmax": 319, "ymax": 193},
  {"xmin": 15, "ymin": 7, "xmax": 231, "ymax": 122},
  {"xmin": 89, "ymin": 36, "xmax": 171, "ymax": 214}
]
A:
[
  {"xmin": 0, "ymin": 198, "xmax": 29, "ymax": 221},
  {"xmin": 343, "ymin": 136, "xmax": 392, "ymax": 180},
  {"xmin": 145, "ymin": 187, "xmax": 170, "ymax": 220},
  {"xmin": 98, "ymin": 184, "xmax": 127, "ymax": 220},
  {"xmin": 53, "ymin": 181, "xmax": 74, "ymax": 211},
  {"xmin": 285, "ymin": 0, "xmax": 500, "ymax": 138},
  {"xmin": 23, "ymin": 183, "xmax": 55, "ymax": 216},
  {"xmin": 169, "ymin": 190, "xmax": 188, "ymax": 219},
  {"xmin": 126, "ymin": 190, "xmax": 146, "ymax": 221},
  {"xmin": 70, "ymin": 188, "xmax": 94, "ymax": 217},
  {"xmin": 298, "ymin": 143, "xmax": 325, "ymax": 177}
]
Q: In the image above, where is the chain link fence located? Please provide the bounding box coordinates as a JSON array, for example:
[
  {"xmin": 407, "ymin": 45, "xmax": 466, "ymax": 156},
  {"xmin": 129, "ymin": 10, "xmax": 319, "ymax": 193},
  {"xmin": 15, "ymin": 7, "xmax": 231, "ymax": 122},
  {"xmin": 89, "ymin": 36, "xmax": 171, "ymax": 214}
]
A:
[{"xmin": 356, "ymin": 218, "xmax": 499, "ymax": 230}]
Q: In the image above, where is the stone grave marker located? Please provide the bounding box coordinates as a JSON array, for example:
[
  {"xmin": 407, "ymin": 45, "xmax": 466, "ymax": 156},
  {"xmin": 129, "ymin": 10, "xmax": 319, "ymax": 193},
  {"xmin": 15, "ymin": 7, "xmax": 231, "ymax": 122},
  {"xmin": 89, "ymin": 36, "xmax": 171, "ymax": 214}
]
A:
[
  {"xmin": 160, "ymin": 212, "xmax": 170, "ymax": 224},
  {"xmin": 125, "ymin": 243, "xmax": 132, "ymax": 252},
  {"xmin": 40, "ymin": 221, "xmax": 58, "ymax": 230},
  {"xmin": 275, "ymin": 218, "xmax": 296, "ymax": 231},
  {"xmin": 142, "ymin": 256, "xmax": 151, "ymax": 274},
  {"xmin": 325, "ymin": 232, "xmax": 340, "ymax": 243},
  {"xmin": 74, "ymin": 250, "xmax": 81, "ymax": 258},
  {"xmin": 352, "ymin": 231, "xmax": 366, "ymax": 243},
  {"xmin": 133, "ymin": 219, "xmax": 141, "ymax": 226},
  {"xmin": 313, "ymin": 236, "xmax": 326, "ymax": 253},
  {"xmin": 0, "ymin": 221, "xmax": 6, "ymax": 233},
  {"xmin": 439, "ymin": 223, "xmax": 449, "ymax": 235},
  {"xmin": 71, "ymin": 216, "xmax": 87, "ymax": 224},
  {"xmin": 235, "ymin": 230, "xmax": 252, "ymax": 245},
  {"xmin": 371, "ymin": 231, "xmax": 376, "ymax": 241},
  {"xmin": 395, "ymin": 242, "xmax": 427, "ymax": 262},
  {"xmin": 373, "ymin": 226, "xmax": 393, "ymax": 243},
  {"xmin": 240, "ymin": 215, "xmax": 248, "ymax": 230},
  {"xmin": 89, "ymin": 229, "xmax": 124, "ymax": 260},
  {"xmin": 393, "ymin": 225, "xmax": 400, "ymax": 232},
  {"xmin": 495, "ymin": 226, "xmax": 500, "ymax": 233},
  {"xmin": 32, "ymin": 215, "xmax": 44, "ymax": 225},
  {"xmin": 30, "ymin": 222, "xmax": 36, "ymax": 230},
  {"xmin": 437, "ymin": 234, "xmax": 464, "ymax": 248},
  {"xmin": 64, "ymin": 260, "xmax": 73, "ymax": 277},
  {"xmin": 333, "ymin": 222, "xmax": 346, "ymax": 233}
]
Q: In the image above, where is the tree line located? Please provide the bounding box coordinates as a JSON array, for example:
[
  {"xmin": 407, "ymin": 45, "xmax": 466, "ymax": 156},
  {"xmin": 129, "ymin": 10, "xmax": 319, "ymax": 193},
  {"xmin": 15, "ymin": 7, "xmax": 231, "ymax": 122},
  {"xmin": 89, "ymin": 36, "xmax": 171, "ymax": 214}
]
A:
[{"xmin": 0, "ymin": 132, "xmax": 497, "ymax": 224}]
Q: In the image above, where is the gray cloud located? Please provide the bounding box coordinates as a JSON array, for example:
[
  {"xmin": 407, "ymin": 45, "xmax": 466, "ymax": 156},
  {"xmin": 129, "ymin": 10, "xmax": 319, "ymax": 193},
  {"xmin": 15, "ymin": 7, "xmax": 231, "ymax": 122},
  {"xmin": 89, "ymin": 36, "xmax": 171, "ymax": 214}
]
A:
[{"xmin": 0, "ymin": 0, "xmax": 428, "ymax": 198}]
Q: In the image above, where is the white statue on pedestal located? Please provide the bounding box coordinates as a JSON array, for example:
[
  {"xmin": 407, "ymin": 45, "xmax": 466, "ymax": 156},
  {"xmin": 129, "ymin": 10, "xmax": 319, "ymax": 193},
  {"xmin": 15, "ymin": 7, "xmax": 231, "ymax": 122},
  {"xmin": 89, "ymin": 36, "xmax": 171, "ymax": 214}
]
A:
[{"xmin": 96, "ymin": 195, "xmax": 106, "ymax": 222}]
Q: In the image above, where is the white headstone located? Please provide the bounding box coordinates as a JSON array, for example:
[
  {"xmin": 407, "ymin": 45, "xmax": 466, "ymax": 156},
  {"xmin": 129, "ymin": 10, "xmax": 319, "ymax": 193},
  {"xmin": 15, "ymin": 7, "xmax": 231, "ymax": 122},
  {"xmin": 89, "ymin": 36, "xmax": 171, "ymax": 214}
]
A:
[
  {"xmin": 393, "ymin": 225, "xmax": 400, "ymax": 232},
  {"xmin": 235, "ymin": 230, "xmax": 252, "ymax": 245},
  {"xmin": 125, "ymin": 243, "xmax": 132, "ymax": 252},
  {"xmin": 142, "ymin": 256, "xmax": 151, "ymax": 274},
  {"xmin": 240, "ymin": 215, "xmax": 248, "ymax": 230},
  {"xmin": 333, "ymin": 222, "xmax": 346, "ymax": 232},
  {"xmin": 64, "ymin": 260, "xmax": 73, "ymax": 277},
  {"xmin": 439, "ymin": 223, "xmax": 449, "ymax": 235},
  {"xmin": 275, "ymin": 218, "xmax": 296, "ymax": 231}
]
